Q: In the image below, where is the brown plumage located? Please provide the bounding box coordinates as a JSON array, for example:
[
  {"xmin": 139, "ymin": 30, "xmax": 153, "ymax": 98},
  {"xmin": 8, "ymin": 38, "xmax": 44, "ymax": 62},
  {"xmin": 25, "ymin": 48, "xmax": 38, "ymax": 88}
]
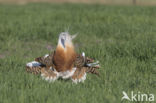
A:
[
  {"xmin": 74, "ymin": 54, "xmax": 85, "ymax": 68},
  {"xmin": 72, "ymin": 67, "xmax": 86, "ymax": 80},
  {"xmin": 26, "ymin": 52, "xmax": 99, "ymax": 76},
  {"xmin": 41, "ymin": 67, "xmax": 58, "ymax": 81},
  {"xmin": 74, "ymin": 53, "xmax": 99, "ymax": 75},
  {"xmin": 53, "ymin": 45, "xmax": 76, "ymax": 72},
  {"xmin": 35, "ymin": 52, "xmax": 54, "ymax": 68},
  {"xmin": 86, "ymin": 67, "xmax": 99, "ymax": 76},
  {"xmin": 26, "ymin": 66, "xmax": 43, "ymax": 75},
  {"xmin": 26, "ymin": 32, "xmax": 100, "ymax": 83}
]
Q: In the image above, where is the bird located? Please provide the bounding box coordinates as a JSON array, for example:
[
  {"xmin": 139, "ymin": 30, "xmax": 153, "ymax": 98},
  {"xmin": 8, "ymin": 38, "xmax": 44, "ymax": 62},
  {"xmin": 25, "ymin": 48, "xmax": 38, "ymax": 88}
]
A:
[{"xmin": 26, "ymin": 32, "xmax": 100, "ymax": 83}]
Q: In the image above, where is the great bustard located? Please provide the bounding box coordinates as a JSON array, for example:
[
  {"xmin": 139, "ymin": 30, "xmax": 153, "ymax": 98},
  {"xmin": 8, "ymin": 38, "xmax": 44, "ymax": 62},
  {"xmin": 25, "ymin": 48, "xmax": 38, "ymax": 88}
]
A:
[{"xmin": 26, "ymin": 32, "xmax": 100, "ymax": 83}]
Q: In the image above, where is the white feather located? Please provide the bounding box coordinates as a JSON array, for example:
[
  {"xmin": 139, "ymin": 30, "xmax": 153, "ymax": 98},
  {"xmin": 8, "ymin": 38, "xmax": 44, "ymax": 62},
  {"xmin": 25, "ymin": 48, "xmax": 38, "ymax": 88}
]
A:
[
  {"xmin": 72, "ymin": 72, "xmax": 87, "ymax": 84},
  {"xmin": 26, "ymin": 61, "xmax": 41, "ymax": 67},
  {"xmin": 82, "ymin": 52, "xmax": 85, "ymax": 57},
  {"xmin": 44, "ymin": 54, "xmax": 49, "ymax": 58}
]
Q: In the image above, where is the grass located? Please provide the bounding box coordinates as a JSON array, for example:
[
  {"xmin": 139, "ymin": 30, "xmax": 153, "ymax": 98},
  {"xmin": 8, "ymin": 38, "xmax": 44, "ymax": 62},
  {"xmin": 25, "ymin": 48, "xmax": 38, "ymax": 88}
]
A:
[
  {"xmin": 0, "ymin": 3, "xmax": 156, "ymax": 103},
  {"xmin": 1, "ymin": 0, "xmax": 156, "ymax": 6}
]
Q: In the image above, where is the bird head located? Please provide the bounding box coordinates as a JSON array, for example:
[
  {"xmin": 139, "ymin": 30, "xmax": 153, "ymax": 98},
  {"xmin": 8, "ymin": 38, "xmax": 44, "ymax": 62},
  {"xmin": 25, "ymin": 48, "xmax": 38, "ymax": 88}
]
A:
[{"xmin": 58, "ymin": 32, "xmax": 77, "ymax": 49}]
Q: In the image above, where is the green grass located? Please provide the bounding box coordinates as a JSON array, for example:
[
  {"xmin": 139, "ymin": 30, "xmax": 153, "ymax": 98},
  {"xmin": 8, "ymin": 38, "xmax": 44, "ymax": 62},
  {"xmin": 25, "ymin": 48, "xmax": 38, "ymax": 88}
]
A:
[{"xmin": 0, "ymin": 3, "xmax": 156, "ymax": 103}]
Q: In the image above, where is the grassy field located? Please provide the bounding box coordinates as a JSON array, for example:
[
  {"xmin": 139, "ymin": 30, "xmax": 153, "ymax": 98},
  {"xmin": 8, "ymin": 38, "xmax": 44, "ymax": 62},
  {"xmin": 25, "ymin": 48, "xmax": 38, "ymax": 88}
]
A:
[
  {"xmin": 1, "ymin": 0, "xmax": 156, "ymax": 5},
  {"xmin": 0, "ymin": 3, "xmax": 156, "ymax": 103}
]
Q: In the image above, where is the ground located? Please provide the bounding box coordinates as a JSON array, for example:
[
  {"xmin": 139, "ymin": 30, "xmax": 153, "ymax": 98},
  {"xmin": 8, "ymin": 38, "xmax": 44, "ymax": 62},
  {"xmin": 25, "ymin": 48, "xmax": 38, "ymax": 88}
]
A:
[
  {"xmin": 0, "ymin": 3, "xmax": 156, "ymax": 103},
  {"xmin": 1, "ymin": 0, "xmax": 156, "ymax": 5}
]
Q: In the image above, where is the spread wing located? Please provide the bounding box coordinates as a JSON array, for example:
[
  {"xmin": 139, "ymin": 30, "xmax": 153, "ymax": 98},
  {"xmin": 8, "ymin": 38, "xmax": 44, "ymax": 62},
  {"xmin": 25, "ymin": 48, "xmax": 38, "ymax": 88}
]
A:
[
  {"xmin": 35, "ymin": 51, "xmax": 55, "ymax": 68},
  {"xmin": 74, "ymin": 52, "xmax": 100, "ymax": 76},
  {"xmin": 26, "ymin": 52, "xmax": 100, "ymax": 76}
]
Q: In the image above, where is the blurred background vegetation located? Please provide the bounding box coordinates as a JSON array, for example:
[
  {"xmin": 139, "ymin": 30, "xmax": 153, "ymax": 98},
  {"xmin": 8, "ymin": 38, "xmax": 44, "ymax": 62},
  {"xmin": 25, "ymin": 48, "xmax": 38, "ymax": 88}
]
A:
[{"xmin": 0, "ymin": 0, "xmax": 156, "ymax": 5}]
